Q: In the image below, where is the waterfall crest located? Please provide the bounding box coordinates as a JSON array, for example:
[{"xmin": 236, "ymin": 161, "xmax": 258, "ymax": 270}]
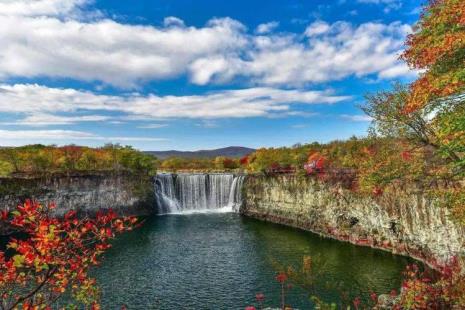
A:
[{"xmin": 154, "ymin": 173, "xmax": 245, "ymax": 214}]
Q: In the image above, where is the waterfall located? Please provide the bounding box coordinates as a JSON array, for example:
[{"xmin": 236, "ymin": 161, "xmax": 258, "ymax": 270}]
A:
[
  {"xmin": 154, "ymin": 173, "xmax": 179, "ymax": 214},
  {"xmin": 154, "ymin": 173, "xmax": 245, "ymax": 214},
  {"xmin": 228, "ymin": 175, "xmax": 245, "ymax": 212}
]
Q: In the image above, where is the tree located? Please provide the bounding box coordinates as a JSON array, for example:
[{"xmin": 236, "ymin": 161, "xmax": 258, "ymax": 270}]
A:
[
  {"xmin": 247, "ymin": 148, "xmax": 294, "ymax": 172},
  {"xmin": 30, "ymin": 149, "xmax": 54, "ymax": 173},
  {"xmin": 61, "ymin": 145, "xmax": 84, "ymax": 171},
  {"xmin": 117, "ymin": 146, "xmax": 157, "ymax": 175},
  {"xmin": 214, "ymin": 156, "xmax": 226, "ymax": 170},
  {"xmin": 401, "ymin": 0, "xmax": 465, "ymax": 111},
  {"xmin": 0, "ymin": 201, "xmax": 138, "ymax": 309},
  {"xmin": 222, "ymin": 158, "xmax": 238, "ymax": 170},
  {"xmin": 0, "ymin": 161, "xmax": 14, "ymax": 177},
  {"xmin": 361, "ymin": 0, "xmax": 465, "ymax": 222},
  {"xmin": 400, "ymin": 0, "xmax": 465, "ymax": 173},
  {"xmin": 213, "ymin": 157, "xmax": 238, "ymax": 170},
  {"xmin": 362, "ymin": 0, "xmax": 465, "ymax": 175},
  {"xmin": 77, "ymin": 149, "xmax": 99, "ymax": 171},
  {"xmin": 160, "ymin": 157, "xmax": 186, "ymax": 171},
  {"xmin": 362, "ymin": 83, "xmax": 440, "ymax": 148},
  {"xmin": 239, "ymin": 156, "xmax": 249, "ymax": 166},
  {"xmin": 0, "ymin": 148, "xmax": 21, "ymax": 173},
  {"xmin": 433, "ymin": 99, "xmax": 465, "ymax": 175}
]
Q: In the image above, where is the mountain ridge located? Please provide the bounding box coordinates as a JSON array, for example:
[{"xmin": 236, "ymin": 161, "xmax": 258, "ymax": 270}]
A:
[{"xmin": 145, "ymin": 146, "xmax": 255, "ymax": 159}]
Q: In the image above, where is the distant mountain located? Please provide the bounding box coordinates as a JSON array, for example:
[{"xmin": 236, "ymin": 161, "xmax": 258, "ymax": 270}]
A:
[{"xmin": 145, "ymin": 146, "xmax": 255, "ymax": 159}]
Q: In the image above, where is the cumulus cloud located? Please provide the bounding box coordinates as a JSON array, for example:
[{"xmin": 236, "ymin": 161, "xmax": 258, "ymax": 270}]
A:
[
  {"xmin": 0, "ymin": 0, "xmax": 414, "ymax": 88},
  {"xmin": 163, "ymin": 16, "xmax": 185, "ymax": 27},
  {"xmin": 304, "ymin": 20, "xmax": 330, "ymax": 36},
  {"xmin": 0, "ymin": 14, "xmax": 246, "ymax": 87},
  {"xmin": 188, "ymin": 56, "xmax": 238, "ymax": 85},
  {"xmin": 0, "ymin": 84, "xmax": 350, "ymax": 120},
  {"xmin": 0, "ymin": 0, "xmax": 88, "ymax": 17},
  {"xmin": 255, "ymin": 21, "xmax": 279, "ymax": 34},
  {"xmin": 195, "ymin": 20, "xmax": 414, "ymax": 86}
]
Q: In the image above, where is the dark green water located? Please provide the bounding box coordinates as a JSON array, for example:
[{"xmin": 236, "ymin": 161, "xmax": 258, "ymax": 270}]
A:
[{"xmin": 85, "ymin": 213, "xmax": 411, "ymax": 309}]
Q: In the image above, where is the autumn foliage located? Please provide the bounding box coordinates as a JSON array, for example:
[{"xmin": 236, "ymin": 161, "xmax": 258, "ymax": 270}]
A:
[
  {"xmin": 401, "ymin": 0, "xmax": 465, "ymax": 111},
  {"xmin": 159, "ymin": 156, "xmax": 241, "ymax": 172},
  {"xmin": 0, "ymin": 201, "xmax": 138, "ymax": 309},
  {"xmin": 397, "ymin": 259, "xmax": 465, "ymax": 309},
  {"xmin": 0, "ymin": 144, "xmax": 158, "ymax": 177}
]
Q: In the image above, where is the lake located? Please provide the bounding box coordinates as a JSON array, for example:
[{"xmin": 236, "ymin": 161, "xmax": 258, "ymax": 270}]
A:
[{"xmin": 84, "ymin": 212, "xmax": 411, "ymax": 309}]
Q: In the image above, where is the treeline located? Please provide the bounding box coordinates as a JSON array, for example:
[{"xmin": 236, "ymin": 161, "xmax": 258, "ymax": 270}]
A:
[
  {"xmin": 161, "ymin": 136, "xmax": 441, "ymax": 192},
  {"xmin": 159, "ymin": 156, "xmax": 240, "ymax": 171},
  {"xmin": 0, "ymin": 144, "xmax": 159, "ymax": 177}
]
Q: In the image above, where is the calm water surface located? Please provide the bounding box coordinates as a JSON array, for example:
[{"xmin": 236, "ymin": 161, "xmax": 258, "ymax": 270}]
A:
[{"xmin": 86, "ymin": 213, "xmax": 412, "ymax": 309}]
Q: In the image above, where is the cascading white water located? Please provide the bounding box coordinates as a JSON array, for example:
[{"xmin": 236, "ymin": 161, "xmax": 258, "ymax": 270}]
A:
[
  {"xmin": 154, "ymin": 173, "xmax": 179, "ymax": 214},
  {"xmin": 228, "ymin": 175, "xmax": 245, "ymax": 212},
  {"xmin": 154, "ymin": 173, "xmax": 245, "ymax": 214}
]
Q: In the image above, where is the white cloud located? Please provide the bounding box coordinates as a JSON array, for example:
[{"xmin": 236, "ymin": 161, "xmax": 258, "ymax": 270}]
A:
[
  {"xmin": 357, "ymin": 0, "xmax": 402, "ymax": 12},
  {"xmin": 137, "ymin": 123, "xmax": 169, "ymax": 129},
  {"xmin": 0, "ymin": 0, "xmax": 87, "ymax": 17},
  {"xmin": 304, "ymin": 21, "xmax": 330, "ymax": 36},
  {"xmin": 0, "ymin": 1, "xmax": 414, "ymax": 88},
  {"xmin": 0, "ymin": 84, "xmax": 350, "ymax": 120},
  {"xmin": 0, "ymin": 14, "xmax": 246, "ymax": 87},
  {"xmin": 3, "ymin": 113, "xmax": 110, "ymax": 126},
  {"xmin": 341, "ymin": 114, "xmax": 373, "ymax": 122},
  {"xmin": 163, "ymin": 16, "xmax": 185, "ymax": 27},
  {"xmin": 0, "ymin": 84, "xmax": 117, "ymax": 113},
  {"xmin": 0, "ymin": 129, "xmax": 167, "ymax": 146},
  {"xmin": 193, "ymin": 21, "xmax": 413, "ymax": 86},
  {"xmin": 378, "ymin": 64, "xmax": 414, "ymax": 79},
  {"xmin": 0, "ymin": 129, "xmax": 95, "ymax": 140},
  {"xmin": 255, "ymin": 21, "xmax": 279, "ymax": 34},
  {"xmin": 188, "ymin": 56, "xmax": 237, "ymax": 85}
]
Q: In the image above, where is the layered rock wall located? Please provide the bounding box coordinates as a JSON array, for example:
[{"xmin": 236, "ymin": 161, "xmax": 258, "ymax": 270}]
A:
[
  {"xmin": 241, "ymin": 175, "xmax": 465, "ymax": 268},
  {"xmin": 0, "ymin": 172, "xmax": 155, "ymax": 233}
]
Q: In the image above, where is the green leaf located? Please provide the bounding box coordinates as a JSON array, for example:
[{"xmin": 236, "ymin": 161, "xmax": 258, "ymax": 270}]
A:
[{"xmin": 13, "ymin": 254, "xmax": 25, "ymax": 268}]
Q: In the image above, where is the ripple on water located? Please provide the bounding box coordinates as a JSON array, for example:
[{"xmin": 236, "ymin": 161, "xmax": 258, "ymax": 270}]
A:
[{"xmin": 84, "ymin": 213, "xmax": 413, "ymax": 309}]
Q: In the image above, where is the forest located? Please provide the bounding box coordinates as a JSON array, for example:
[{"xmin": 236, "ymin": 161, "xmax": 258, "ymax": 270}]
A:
[{"xmin": 0, "ymin": 144, "xmax": 158, "ymax": 177}]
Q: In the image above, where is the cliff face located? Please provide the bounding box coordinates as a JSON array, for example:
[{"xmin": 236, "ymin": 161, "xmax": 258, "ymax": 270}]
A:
[
  {"xmin": 0, "ymin": 172, "xmax": 155, "ymax": 233},
  {"xmin": 241, "ymin": 175, "xmax": 465, "ymax": 268}
]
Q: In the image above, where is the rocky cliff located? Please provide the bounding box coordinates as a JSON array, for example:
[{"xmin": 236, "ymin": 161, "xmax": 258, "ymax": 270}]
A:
[
  {"xmin": 241, "ymin": 175, "xmax": 465, "ymax": 268},
  {"xmin": 0, "ymin": 172, "xmax": 155, "ymax": 233}
]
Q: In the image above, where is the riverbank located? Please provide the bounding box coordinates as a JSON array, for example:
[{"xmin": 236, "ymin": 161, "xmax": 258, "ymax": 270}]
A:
[{"xmin": 241, "ymin": 174, "xmax": 465, "ymax": 270}]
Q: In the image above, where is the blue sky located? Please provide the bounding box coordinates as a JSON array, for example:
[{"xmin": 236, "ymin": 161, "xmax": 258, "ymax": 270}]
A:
[{"xmin": 0, "ymin": 0, "xmax": 421, "ymax": 150}]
